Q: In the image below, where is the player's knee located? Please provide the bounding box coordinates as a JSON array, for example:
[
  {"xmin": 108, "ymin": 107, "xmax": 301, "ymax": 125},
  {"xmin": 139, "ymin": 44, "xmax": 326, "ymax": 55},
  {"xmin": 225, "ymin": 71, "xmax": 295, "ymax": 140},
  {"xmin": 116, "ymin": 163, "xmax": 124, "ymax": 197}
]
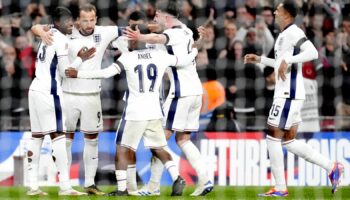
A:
[
  {"xmin": 84, "ymin": 133, "xmax": 98, "ymax": 140},
  {"xmin": 175, "ymin": 133, "xmax": 190, "ymax": 145}
]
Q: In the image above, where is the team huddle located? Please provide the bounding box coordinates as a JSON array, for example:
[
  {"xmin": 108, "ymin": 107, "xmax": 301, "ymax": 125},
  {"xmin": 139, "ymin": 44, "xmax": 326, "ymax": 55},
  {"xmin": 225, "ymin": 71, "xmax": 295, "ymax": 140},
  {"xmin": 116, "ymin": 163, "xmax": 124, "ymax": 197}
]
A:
[{"xmin": 26, "ymin": 0, "xmax": 344, "ymax": 197}]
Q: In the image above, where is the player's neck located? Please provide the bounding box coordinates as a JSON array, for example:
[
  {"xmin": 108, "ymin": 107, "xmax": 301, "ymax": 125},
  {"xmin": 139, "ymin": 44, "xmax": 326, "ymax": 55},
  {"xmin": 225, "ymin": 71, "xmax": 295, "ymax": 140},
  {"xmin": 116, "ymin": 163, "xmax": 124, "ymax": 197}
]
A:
[
  {"xmin": 280, "ymin": 18, "xmax": 294, "ymax": 31},
  {"xmin": 168, "ymin": 19, "xmax": 181, "ymax": 29}
]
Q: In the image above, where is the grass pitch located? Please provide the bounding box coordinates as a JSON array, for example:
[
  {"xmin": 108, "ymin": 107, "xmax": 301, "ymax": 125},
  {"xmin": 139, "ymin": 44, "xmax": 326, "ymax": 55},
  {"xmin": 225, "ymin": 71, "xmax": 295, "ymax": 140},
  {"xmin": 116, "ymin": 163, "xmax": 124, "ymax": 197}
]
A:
[{"xmin": 0, "ymin": 186, "xmax": 349, "ymax": 200}]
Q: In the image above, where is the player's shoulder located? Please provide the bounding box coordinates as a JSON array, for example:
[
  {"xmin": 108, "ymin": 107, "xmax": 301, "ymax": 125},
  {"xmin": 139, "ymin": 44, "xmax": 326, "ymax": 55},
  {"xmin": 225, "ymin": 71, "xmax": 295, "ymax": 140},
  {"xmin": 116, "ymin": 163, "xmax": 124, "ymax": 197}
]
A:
[
  {"xmin": 51, "ymin": 28, "xmax": 68, "ymax": 42},
  {"xmin": 286, "ymin": 24, "xmax": 304, "ymax": 35}
]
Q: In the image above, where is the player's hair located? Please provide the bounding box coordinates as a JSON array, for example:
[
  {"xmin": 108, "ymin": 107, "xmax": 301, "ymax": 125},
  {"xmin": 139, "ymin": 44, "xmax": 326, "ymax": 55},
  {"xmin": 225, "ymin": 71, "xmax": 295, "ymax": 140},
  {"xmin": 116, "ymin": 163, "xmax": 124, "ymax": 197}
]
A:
[
  {"xmin": 52, "ymin": 7, "xmax": 72, "ymax": 23},
  {"xmin": 156, "ymin": 0, "xmax": 180, "ymax": 18},
  {"xmin": 79, "ymin": 3, "xmax": 97, "ymax": 14},
  {"xmin": 130, "ymin": 24, "xmax": 149, "ymax": 34},
  {"xmin": 282, "ymin": 0, "xmax": 298, "ymax": 18},
  {"xmin": 128, "ymin": 11, "xmax": 146, "ymax": 22}
]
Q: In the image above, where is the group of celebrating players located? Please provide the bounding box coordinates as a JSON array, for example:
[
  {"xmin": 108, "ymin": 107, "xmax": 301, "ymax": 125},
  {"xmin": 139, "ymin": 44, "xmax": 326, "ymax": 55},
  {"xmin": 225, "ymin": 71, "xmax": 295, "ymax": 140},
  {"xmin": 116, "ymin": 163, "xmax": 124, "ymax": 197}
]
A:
[{"xmin": 25, "ymin": 0, "xmax": 343, "ymax": 197}]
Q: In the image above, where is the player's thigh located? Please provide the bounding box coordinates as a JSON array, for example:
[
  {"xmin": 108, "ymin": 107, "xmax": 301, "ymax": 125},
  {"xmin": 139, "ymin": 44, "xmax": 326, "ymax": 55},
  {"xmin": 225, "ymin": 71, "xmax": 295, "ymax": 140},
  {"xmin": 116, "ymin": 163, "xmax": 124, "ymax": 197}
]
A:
[
  {"xmin": 79, "ymin": 94, "xmax": 103, "ymax": 133},
  {"xmin": 144, "ymin": 119, "xmax": 167, "ymax": 149},
  {"xmin": 115, "ymin": 120, "xmax": 147, "ymax": 151},
  {"xmin": 29, "ymin": 90, "xmax": 63, "ymax": 134},
  {"xmin": 184, "ymin": 95, "xmax": 202, "ymax": 132},
  {"xmin": 62, "ymin": 92, "xmax": 81, "ymax": 132},
  {"xmin": 267, "ymin": 98, "xmax": 303, "ymax": 130},
  {"xmin": 163, "ymin": 97, "xmax": 191, "ymax": 131}
]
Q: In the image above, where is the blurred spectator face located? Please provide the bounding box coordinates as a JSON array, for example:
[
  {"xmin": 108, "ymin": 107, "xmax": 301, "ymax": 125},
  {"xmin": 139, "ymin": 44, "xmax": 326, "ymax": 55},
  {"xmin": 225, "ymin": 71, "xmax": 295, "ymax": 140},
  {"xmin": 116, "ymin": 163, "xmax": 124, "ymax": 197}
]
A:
[
  {"xmin": 1, "ymin": 21, "xmax": 12, "ymax": 37},
  {"xmin": 342, "ymin": 20, "xmax": 350, "ymax": 34},
  {"xmin": 205, "ymin": 26, "xmax": 215, "ymax": 42},
  {"xmin": 311, "ymin": 14, "xmax": 324, "ymax": 30},
  {"xmin": 232, "ymin": 41, "xmax": 243, "ymax": 59},
  {"xmin": 262, "ymin": 9, "xmax": 274, "ymax": 25},
  {"xmin": 246, "ymin": 0, "xmax": 257, "ymax": 8},
  {"xmin": 224, "ymin": 22, "xmax": 237, "ymax": 40},
  {"xmin": 236, "ymin": 6, "xmax": 248, "ymax": 19},
  {"xmin": 246, "ymin": 28, "xmax": 257, "ymax": 44},
  {"xmin": 3, "ymin": 47, "xmax": 17, "ymax": 63},
  {"xmin": 79, "ymin": 10, "xmax": 97, "ymax": 35},
  {"xmin": 15, "ymin": 36, "xmax": 29, "ymax": 50},
  {"xmin": 181, "ymin": 0, "xmax": 193, "ymax": 17}
]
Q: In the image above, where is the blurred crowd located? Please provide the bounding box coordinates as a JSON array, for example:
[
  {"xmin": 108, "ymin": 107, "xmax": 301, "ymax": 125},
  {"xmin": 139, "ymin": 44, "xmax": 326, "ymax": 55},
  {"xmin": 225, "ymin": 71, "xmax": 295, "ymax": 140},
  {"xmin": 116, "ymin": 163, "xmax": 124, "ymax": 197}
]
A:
[{"xmin": 1, "ymin": 0, "xmax": 350, "ymax": 131}]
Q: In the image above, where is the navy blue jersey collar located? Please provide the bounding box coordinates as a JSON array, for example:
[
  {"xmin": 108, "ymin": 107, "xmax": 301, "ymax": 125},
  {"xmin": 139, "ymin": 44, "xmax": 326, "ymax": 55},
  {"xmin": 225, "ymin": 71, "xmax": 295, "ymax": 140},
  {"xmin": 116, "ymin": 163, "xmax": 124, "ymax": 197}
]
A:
[{"xmin": 283, "ymin": 23, "xmax": 294, "ymax": 32}]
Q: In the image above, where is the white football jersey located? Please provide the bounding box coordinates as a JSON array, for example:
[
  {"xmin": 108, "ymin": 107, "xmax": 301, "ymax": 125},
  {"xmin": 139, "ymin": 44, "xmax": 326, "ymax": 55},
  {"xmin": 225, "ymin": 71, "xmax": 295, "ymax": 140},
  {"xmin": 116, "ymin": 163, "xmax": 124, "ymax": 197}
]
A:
[
  {"xmin": 62, "ymin": 25, "xmax": 122, "ymax": 93},
  {"xmin": 118, "ymin": 49, "xmax": 179, "ymax": 120},
  {"xmin": 273, "ymin": 24, "xmax": 308, "ymax": 100},
  {"xmin": 163, "ymin": 25, "xmax": 203, "ymax": 98},
  {"xmin": 29, "ymin": 28, "xmax": 69, "ymax": 95}
]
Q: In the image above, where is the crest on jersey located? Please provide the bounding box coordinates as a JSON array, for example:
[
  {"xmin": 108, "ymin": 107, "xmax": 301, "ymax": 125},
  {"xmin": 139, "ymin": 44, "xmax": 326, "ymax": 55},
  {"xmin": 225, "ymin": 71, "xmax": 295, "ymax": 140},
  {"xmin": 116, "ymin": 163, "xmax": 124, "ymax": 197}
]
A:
[
  {"xmin": 278, "ymin": 37, "xmax": 284, "ymax": 51},
  {"xmin": 94, "ymin": 34, "xmax": 101, "ymax": 45}
]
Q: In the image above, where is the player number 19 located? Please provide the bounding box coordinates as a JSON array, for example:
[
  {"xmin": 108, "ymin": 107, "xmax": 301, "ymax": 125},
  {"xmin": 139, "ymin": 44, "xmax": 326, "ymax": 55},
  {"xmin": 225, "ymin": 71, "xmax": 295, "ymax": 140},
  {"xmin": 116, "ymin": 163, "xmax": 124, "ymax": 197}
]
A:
[{"xmin": 134, "ymin": 63, "xmax": 158, "ymax": 93}]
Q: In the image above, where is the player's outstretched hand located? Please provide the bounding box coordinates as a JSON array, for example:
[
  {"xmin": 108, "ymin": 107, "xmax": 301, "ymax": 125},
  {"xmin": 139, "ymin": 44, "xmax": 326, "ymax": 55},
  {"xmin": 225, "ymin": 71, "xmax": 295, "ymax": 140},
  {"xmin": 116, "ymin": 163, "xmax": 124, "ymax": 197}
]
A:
[
  {"xmin": 124, "ymin": 26, "xmax": 140, "ymax": 41},
  {"xmin": 244, "ymin": 54, "xmax": 260, "ymax": 64},
  {"xmin": 278, "ymin": 59, "xmax": 287, "ymax": 81},
  {"xmin": 65, "ymin": 67, "xmax": 78, "ymax": 78},
  {"xmin": 78, "ymin": 47, "xmax": 96, "ymax": 61}
]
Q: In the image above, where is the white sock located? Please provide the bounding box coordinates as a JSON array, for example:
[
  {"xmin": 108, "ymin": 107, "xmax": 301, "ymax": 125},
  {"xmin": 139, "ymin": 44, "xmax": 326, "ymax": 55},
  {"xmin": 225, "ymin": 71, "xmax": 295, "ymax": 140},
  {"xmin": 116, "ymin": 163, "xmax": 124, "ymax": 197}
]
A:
[
  {"xmin": 266, "ymin": 135, "xmax": 287, "ymax": 191},
  {"xmin": 66, "ymin": 138, "xmax": 72, "ymax": 170},
  {"xmin": 283, "ymin": 139, "xmax": 334, "ymax": 172},
  {"xmin": 115, "ymin": 170, "xmax": 127, "ymax": 191},
  {"xmin": 84, "ymin": 138, "xmax": 98, "ymax": 187},
  {"xmin": 180, "ymin": 140, "xmax": 208, "ymax": 184},
  {"xmin": 148, "ymin": 156, "xmax": 163, "ymax": 191},
  {"xmin": 52, "ymin": 135, "xmax": 71, "ymax": 191},
  {"xmin": 164, "ymin": 161, "xmax": 179, "ymax": 182},
  {"xmin": 27, "ymin": 137, "xmax": 43, "ymax": 190},
  {"xmin": 127, "ymin": 164, "xmax": 137, "ymax": 192}
]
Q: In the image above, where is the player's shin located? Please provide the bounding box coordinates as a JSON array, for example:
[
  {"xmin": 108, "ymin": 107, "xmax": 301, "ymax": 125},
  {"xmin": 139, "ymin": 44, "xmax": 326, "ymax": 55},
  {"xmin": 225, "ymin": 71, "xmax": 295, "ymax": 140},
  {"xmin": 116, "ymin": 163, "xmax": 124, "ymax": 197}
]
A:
[
  {"xmin": 127, "ymin": 164, "xmax": 137, "ymax": 192},
  {"xmin": 66, "ymin": 137, "xmax": 73, "ymax": 169},
  {"xmin": 51, "ymin": 135, "xmax": 71, "ymax": 190},
  {"xmin": 27, "ymin": 137, "xmax": 44, "ymax": 190},
  {"xmin": 179, "ymin": 140, "xmax": 208, "ymax": 184},
  {"xmin": 283, "ymin": 139, "xmax": 333, "ymax": 172},
  {"xmin": 83, "ymin": 137, "xmax": 98, "ymax": 187},
  {"xmin": 266, "ymin": 135, "xmax": 287, "ymax": 191}
]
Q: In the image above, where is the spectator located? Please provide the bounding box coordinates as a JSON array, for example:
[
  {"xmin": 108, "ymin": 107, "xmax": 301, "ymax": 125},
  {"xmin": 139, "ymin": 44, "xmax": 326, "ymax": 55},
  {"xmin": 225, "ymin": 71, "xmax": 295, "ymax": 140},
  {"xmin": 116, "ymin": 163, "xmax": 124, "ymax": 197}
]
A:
[
  {"xmin": 336, "ymin": 15, "xmax": 350, "ymax": 131},
  {"xmin": 0, "ymin": 46, "xmax": 28, "ymax": 119}
]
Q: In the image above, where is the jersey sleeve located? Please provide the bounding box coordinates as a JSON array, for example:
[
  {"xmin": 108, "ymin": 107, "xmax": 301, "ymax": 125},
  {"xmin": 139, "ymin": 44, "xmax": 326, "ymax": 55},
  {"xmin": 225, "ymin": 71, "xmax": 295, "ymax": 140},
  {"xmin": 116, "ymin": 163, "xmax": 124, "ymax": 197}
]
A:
[
  {"xmin": 104, "ymin": 26, "xmax": 124, "ymax": 42},
  {"xmin": 163, "ymin": 29, "xmax": 183, "ymax": 46},
  {"xmin": 78, "ymin": 63, "xmax": 121, "ymax": 79}
]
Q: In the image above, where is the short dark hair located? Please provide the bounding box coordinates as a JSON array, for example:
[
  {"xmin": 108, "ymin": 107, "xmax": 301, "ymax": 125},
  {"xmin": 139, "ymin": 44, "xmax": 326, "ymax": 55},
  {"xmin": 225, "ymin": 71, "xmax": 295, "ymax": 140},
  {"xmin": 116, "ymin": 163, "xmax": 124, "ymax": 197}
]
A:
[
  {"xmin": 128, "ymin": 11, "xmax": 146, "ymax": 21},
  {"xmin": 130, "ymin": 24, "xmax": 149, "ymax": 34},
  {"xmin": 52, "ymin": 7, "xmax": 72, "ymax": 23},
  {"xmin": 156, "ymin": 0, "xmax": 180, "ymax": 18},
  {"xmin": 79, "ymin": 3, "xmax": 97, "ymax": 14},
  {"xmin": 282, "ymin": 0, "xmax": 298, "ymax": 18}
]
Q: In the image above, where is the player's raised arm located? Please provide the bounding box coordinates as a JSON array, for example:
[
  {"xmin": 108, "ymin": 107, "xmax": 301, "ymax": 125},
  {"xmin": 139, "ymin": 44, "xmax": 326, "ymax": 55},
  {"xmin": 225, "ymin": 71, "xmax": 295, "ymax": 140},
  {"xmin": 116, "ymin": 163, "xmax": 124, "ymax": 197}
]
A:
[
  {"xmin": 65, "ymin": 62, "xmax": 123, "ymax": 79},
  {"xmin": 124, "ymin": 26, "xmax": 167, "ymax": 44},
  {"xmin": 31, "ymin": 24, "xmax": 53, "ymax": 45}
]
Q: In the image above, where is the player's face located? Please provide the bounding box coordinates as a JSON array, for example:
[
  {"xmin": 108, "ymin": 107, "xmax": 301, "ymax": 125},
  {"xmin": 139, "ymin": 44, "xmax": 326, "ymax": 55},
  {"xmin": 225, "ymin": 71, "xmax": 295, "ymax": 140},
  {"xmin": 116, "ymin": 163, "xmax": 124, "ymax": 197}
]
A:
[
  {"xmin": 79, "ymin": 10, "xmax": 97, "ymax": 35},
  {"xmin": 274, "ymin": 4, "xmax": 285, "ymax": 26},
  {"xmin": 60, "ymin": 17, "xmax": 74, "ymax": 35},
  {"xmin": 154, "ymin": 10, "xmax": 169, "ymax": 29}
]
